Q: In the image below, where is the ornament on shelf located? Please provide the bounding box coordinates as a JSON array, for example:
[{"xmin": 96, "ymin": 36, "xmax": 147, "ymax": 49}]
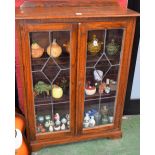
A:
[
  {"xmin": 106, "ymin": 39, "xmax": 120, "ymax": 56},
  {"xmin": 44, "ymin": 120, "xmax": 50, "ymax": 128},
  {"xmin": 89, "ymin": 116, "xmax": 96, "ymax": 127},
  {"xmin": 61, "ymin": 118, "xmax": 67, "ymax": 124},
  {"xmin": 52, "ymin": 84, "xmax": 63, "ymax": 99},
  {"xmin": 34, "ymin": 81, "xmax": 51, "ymax": 96},
  {"xmin": 47, "ymin": 39, "xmax": 62, "ymax": 58},
  {"xmin": 83, "ymin": 113, "xmax": 90, "ymax": 128},
  {"xmin": 94, "ymin": 112, "xmax": 102, "ymax": 125},
  {"xmin": 101, "ymin": 106, "xmax": 110, "ymax": 124},
  {"xmin": 94, "ymin": 70, "xmax": 103, "ymax": 82},
  {"xmin": 98, "ymin": 82, "xmax": 106, "ymax": 94},
  {"xmin": 31, "ymin": 42, "xmax": 44, "ymax": 58},
  {"xmin": 66, "ymin": 114, "xmax": 70, "ymax": 129},
  {"xmin": 85, "ymin": 81, "xmax": 96, "ymax": 96},
  {"xmin": 54, "ymin": 125, "xmax": 61, "ymax": 131},
  {"xmin": 105, "ymin": 79, "xmax": 111, "ymax": 94},
  {"xmin": 61, "ymin": 124, "xmax": 66, "ymax": 130},
  {"xmin": 88, "ymin": 34, "xmax": 103, "ymax": 55},
  {"xmin": 37, "ymin": 115, "xmax": 44, "ymax": 123},
  {"xmin": 45, "ymin": 115, "xmax": 51, "ymax": 121},
  {"xmin": 49, "ymin": 125, "xmax": 54, "ymax": 132}
]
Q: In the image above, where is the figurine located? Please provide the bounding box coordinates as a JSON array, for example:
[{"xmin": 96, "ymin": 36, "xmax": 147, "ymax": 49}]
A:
[
  {"xmin": 31, "ymin": 42, "xmax": 44, "ymax": 58},
  {"xmin": 83, "ymin": 113, "xmax": 90, "ymax": 128},
  {"xmin": 41, "ymin": 128, "xmax": 46, "ymax": 133},
  {"xmin": 61, "ymin": 118, "xmax": 67, "ymax": 124},
  {"xmin": 34, "ymin": 81, "xmax": 51, "ymax": 96},
  {"xmin": 61, "ymin": 124, "xmax": 66, "ymax": 130},
  {"xmin": 52, "ymin": 84, "xmax": 63, "ymax": 99},
  {"xmin": 94, "ymin": 70, "xmax": 103, "ymax": 82},
  {"xmin": 85, "ymin": 81, "xmax": 96, "ymax": 96},
  {"xmin": 94, "ymin": 112, "xmax": 102, "ymax": 125},
  {"xmin": 89, "ymin": 116, "xmax": 96, "ymax": 127},
  {"xmin": 67, "ymin": 120, "xmax": 70, "ymax": 129},
  {"xmin": 101, "ymin": 106, "xmax": 110, "ymax": 124},
  {"xmin": 54, "ymin": 113, "xmax": 60, "ymax": 121},
  {"xmin": 44, "ymin": 120, "xmax": 50, "ymax": 128},
  {"xmin": 37, "ymin": 115, "xmax": 44, "ymax": 123},
  {"xmin": 88, "ymin": 34, "xmax": 103, "ymax": 55},
  {"xmin": 45, "ymin": 115, "xmax": 51, "ymax": 121},
  {"xmin": 37, "ymin": 124, "xmax": 46, "ymax": 133},
  {"xmin": 106, "ymin": 39, "xmax": 120, "ymax": 56},
  {"xmin": 87, "ymin": 109, "xmax": 97, "ymax": 117},
  {"xmin": 49, "ymin": 125, "xmax": 54, "ymax": 132},
  {"xmin": 98, "ymin": 82, "xmax": 106, "ymax": 94},
  {"xmin": 47, "ymin": 39, "xmax": 62, "ymax": 58},
  {"xmin": 105, "ymin": 79, "xmax": 111, "ymax": 94},
  {"xmin": 54, "ymin": 125, "xmax": 61, "ymax": 131},
  {"xmin": 63, "ymin": 42, "xmax": 71, "ymax": 54}
]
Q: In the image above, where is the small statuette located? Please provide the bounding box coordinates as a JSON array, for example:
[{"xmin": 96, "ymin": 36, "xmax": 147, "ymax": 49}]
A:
[
  {"xmin": 61, "ymin": 118, "xmax": 67, "ymax": 124},
  {"xmin": 83, "ymin": 113, "xmax": 90, "ymax": 128},
  {"xmin": 88, "ymin": 34, "xmax": 103, "ymax": 55},
  {"xmin": 94, "ymin": 112, "xmax": 101, "ymax": 125},
  {"xmin": 54, "ymin": 125, "xmax": 61, "ymax": 131},
  {"xmin": 34, "ymin": 81, "xmax": 51, "ymax": 96},
  {"xmin": 45, "ymin": 115, "xmax": 51, "ymax": 121},
  {"xmin": 44, "ymin": 120, "xmax": 50, "ymax": 128},
  {"xmin": 50, "ymin": 120, "xmax": 54, "ymax": 126},
  {"xmin": 49, "ymin": 125, "xmax": 53, "ymax": 132},
  {"xmin": 84, "ymin": 113, "xmax": 90, "ymax": 122},
  {"xmin": 99, "ymin": 82, "xmax": 106, "ymax": 94},
  {"xmin": 106, "ymin": 39, "xmax": 120, "ymax": 56},
  {"xmin": 52, "ymin": 84, "xmax": 63, "ymax": 99},
  {"xmin": 85, "ymin": 81, "xmax": 96, "ymax": 96},
  {"xmin": 89, "ymin": 116, "xmax": 96, "ymax": 127},
  {"xmin": 37, "ymin": 115, "xmax": 44, "ymax": 123},
  {"xmin": 55, "ymin": 119, "xmax": 61, "ymax": 126},
  {"xmin": 109, "ymin": 116, "xmax": 114, "ymax": 123},
  {"xmin": 105, "ymin": 79, "xmax": 111, "ymax": 94},
  {"xmin": 67, "ymin": 121, "xmax": 70, "ymax": 129},
  {"xmin": 61, "ymin": 124, "xmax": 66, "ymax": 130},
  {"xmin": 94, "ymin": 70, "xmax": 103, "ymax": 82},
  {"xmin": 66, "ymin": 114, "xmax": 70, "ymax": 121},
  {"xmin": 47, "ymin": 38, "xmax": 62, "ymax": 58},
  {"xmin": 54, "ymin": 113, "xmax": 60, "ymax": 121},
  {"xmin": 101, "ymin": 106, "xmax": 110, "ymax": 124}
]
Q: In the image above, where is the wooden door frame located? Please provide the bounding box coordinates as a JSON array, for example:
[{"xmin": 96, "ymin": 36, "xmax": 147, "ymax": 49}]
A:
[
  {"xmin": 19, "ymin": 22, "xmax": 78, "ymax": 141},
  {"xmin": 76, "ymin": 17, "xmax": 136, "ymax": 135}
]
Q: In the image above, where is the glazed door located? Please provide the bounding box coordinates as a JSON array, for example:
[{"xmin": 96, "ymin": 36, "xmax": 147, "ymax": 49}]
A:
[
  {"xmin": 21, "ymin": 23, "xmax": 77, "ymax": 140},
  {"xmin": 76, "ymin": 19, "xmax": 135, "ymax": 135}
]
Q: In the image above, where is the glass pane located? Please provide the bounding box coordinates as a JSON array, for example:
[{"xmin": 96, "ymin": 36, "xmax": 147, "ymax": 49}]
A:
[
  {"xmin": 83, "ymin": 29, "xmax": 123, "ymax": 129},
  {"xmin": 29, "ymin": 31, "xmax": 71, "ymax": 134}
]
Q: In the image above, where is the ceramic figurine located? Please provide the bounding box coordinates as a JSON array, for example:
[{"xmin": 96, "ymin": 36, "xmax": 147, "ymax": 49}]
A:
[
  {"xmin": 49, "ymin": 125, "xmax": 54, "ymax": 132},
  {"xmin": 31, "ymin": 42, "xmax": 44, "ymax": 58},
  {"xmin": 84, "ymin": 113, "xmax": 90, "ymax": 122},
  {"xmin": 101, "ymin": 106, "xmax": 110, "ymax": 124},
  {"xmin": 45, "ymin": 115, "xmax": 51, "ymax": 121},
  {"xmin": 94, "ymin": 70, "xmax": 103, "ymax": 82},
  {"xmin": 105, "ymin": 79, "xmax": 111, "ymax": 94},
  {"xmin": 99, "ymin": 82, "xmax": 106, "ymax": 94},
  {"xmin": 37, "ymin": 124, "xmax": 43, "ymax": 133},
  {"xmin": 50, "ymin": 120, "xmax": 54, "ymax": 127},
  {"xmin": 61, "ymin": 124, "xmax": 66, "ymax": 130},
  {"xmin": 41, "ymin": 128, "xmax": 46, "ymax": 133},
  {"xmin": 89, "ymin": 116, "xmax": 96, "ymax": 127},
  {"xmin": 37, "ymin": 115, "xmax": 44, "ymax": 123},
  {"xmin": 47, "ymin": 39, "xmax": 62, "ymax": 58},
  {"xmin": 94, "ymin": 112, "xmax": 102, "ymax": 125},
  {"xmin": 85, "ymin": 81, "xmax": 96, "ymax": 96},
  {"xmin": 63, "ymin": 42, "xmax": 71, "ymax": 54},
  {"xmin": 109, "ymin": 116, "xmax": 114, "ymax": 123},
  {"xmin": 87, "ymin": 109, "xmax": 97, "ymax": 117},
  {"xmin": 44, "ymin": 120, "xmax": 50, "ymax": 128},
  {"xmin": 83, "ymin": 121, "xmax": 89, "ymax": 128},
  {"xmin": 88, "ymin": 34, "xmax": 103, "ymax": 55},
  {"xmin": 34, "ymin": 81, "xmax": 51, "ymax": 96},
  {"xmin": 54, "ymin": 113, "xmax": 60, "ymax": 121},
  {"xmin": 54, "ymin": 125, "xmax": 61, "ymax": 131},
  {"xmin": 110, "ymin": 79, "xmax": 117, "ymax": 91},
  {"xmin": 106, "ymin": 39, "xmax": 120, "ymax": 56},
  {"xmin": 52, "ymin": 84, "xmax": 63, "ymax": 99},
  {"xmin": 61, "ymin": 118, "xmax": 67, "ymax": 124}
]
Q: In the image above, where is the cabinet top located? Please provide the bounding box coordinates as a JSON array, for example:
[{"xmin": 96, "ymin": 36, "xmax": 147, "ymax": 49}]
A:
[{"xmin": 16, "ymin": 5, "xmax": 139, "ymax": 20}]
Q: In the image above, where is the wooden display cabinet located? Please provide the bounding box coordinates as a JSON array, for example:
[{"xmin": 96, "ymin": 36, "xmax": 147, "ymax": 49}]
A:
[{"xmin": 15, "ymin": 0, "xmax": 139, "ymax": 152}]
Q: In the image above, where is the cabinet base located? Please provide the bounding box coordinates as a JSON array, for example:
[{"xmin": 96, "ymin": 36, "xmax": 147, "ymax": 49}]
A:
[{"xmin": 30, "ymin": 129, "xmax": 122, "ymax": 152}]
